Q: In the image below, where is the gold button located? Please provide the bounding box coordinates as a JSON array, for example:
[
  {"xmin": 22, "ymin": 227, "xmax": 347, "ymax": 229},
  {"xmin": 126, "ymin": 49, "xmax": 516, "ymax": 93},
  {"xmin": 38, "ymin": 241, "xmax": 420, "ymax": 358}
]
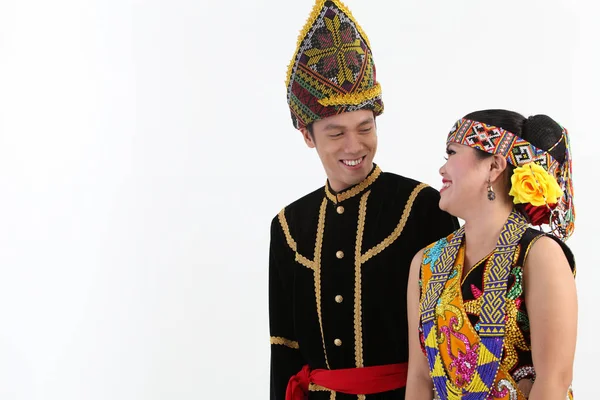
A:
[
  {"xmin": 334, "ymin": 338, "xmax": 342, "ymax": 347},
  {"xmin": 336, "ymin": 250, "xmax": 344, "ymax": 259},
  {"xmin": 336, "ymin": 206, "xmax": 345, "ymax": 214},
  {"xmin": 335, "ymin": 295, "xmax": 343, "ymax": 303}
]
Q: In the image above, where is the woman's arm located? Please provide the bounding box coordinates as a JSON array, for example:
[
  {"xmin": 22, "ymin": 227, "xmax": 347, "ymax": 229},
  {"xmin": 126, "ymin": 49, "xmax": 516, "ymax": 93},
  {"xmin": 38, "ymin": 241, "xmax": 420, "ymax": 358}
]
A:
[
  {"xmin": 524, "ymin": 236, "xmax": 577, "ymax": 400},
  {"xmin": 405, "ymin": 249, "xmax": 435, "ymax": 399}
]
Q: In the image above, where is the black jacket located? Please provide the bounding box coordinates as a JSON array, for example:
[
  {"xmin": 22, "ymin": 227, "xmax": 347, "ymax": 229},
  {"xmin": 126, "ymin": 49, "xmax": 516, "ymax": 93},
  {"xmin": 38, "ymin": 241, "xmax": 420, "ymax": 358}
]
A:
[{"xmin": 269, "ymin": 165, "xmax": 459, "ymax": 399}]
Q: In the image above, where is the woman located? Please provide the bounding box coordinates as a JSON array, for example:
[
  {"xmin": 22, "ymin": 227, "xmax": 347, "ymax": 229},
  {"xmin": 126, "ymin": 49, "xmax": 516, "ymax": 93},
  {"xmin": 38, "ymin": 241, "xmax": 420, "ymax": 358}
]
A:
[{"xmin": 405, "ymin": 110, "xmax": 577, "ymax": 399}]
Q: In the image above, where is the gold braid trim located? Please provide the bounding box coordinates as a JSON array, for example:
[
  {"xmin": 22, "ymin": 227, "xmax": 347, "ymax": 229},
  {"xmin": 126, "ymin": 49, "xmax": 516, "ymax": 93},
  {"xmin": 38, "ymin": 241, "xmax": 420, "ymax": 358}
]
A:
[
  {"xmin": 309, "ymin": 384, "xmax": 330, "ymax": 391},
  {"xmin": 278, "ymin": 208, "xmax": 298, "ymax": 252},
  {"xmin": 285, "ymin": 0, "xmax": 373, "ymax": 90},
  {"xmin": 277, "ymin": 200, "xmax": 330, "ymax": 368},
  {"xmin": 270, "ymin": 336, "xmax": 299, "ymax": 350},
  {"xmin": 278, "ymin": 208, "xmax": 315, "ymax": 270},
  {"xmin": 353, "ymin": 191, "xmax": 370, "ymax": 368},
  {"xmin": 325, "ymin": 185, "xmax": 338, "ymax": 203},
  {"xmin": 360, "ymin": 183, "xmax": 428, "ymax": 263},
  {"xmin": 348, "ymin": 184, "xmax": 427, "ymax": 372},
  {"xmin": 325, "ymin": 165, "xmax": 382, "ymax": 204},
  {"xmin": 295, "ymin": 253, "xmax": 315, "ymax": 270},
  {"xmin": 309, "ymin": 384, "xmax": 337, "ymax": 400},
  {"xmin": 318, "ymin": 83, "xmax": 382, "ymax": 107},
  {"xmin": 314, "ymin": 198, "xmax": 330, "ymax": 369}
]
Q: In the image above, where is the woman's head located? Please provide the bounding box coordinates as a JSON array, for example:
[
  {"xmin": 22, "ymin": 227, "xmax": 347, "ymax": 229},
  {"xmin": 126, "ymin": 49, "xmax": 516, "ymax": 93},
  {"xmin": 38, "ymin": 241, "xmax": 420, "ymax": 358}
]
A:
[
  {"xmin": 439, "ymin": 109, "xmax": 573, "ymax": 236},
  {"xmin": 464, "ymin": 110, "xmax": 566, "ymax": 163}
]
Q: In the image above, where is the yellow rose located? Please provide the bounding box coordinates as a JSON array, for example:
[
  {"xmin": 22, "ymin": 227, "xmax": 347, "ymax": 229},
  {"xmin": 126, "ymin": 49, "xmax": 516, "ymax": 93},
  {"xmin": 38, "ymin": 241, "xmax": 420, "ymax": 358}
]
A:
[{"xmin": 509, "ymin": 163, "xmax": 563, "ymax": 206}]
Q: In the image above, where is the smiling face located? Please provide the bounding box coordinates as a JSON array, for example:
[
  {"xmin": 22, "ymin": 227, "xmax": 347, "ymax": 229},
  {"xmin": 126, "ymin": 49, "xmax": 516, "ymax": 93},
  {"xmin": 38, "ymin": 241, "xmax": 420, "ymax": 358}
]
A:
[
  {"xmin": 301, "ymin": 109, "xmax": 377, "ymax": 192},
  {"xmin": 439, "ymin": 143, "xmax": 493, "ymax": 219}
]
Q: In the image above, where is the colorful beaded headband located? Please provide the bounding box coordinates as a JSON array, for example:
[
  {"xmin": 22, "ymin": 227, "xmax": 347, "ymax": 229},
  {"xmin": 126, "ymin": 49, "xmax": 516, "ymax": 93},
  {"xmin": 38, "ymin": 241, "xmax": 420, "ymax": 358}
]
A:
[
  {"xmin": 447, "ymin": 118, "xmax": 575, "ymax": 240},
  {"xmin": 447, "ymin": 119, "xmax": 561, "ymax": 174}
]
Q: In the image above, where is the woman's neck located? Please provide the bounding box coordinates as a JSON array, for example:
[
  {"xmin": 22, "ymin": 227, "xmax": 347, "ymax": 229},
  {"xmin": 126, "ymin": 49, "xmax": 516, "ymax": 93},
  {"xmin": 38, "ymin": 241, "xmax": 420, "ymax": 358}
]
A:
[{"xmin": 463, "ymin": 200, "xmax": 514, "ymax": 269}]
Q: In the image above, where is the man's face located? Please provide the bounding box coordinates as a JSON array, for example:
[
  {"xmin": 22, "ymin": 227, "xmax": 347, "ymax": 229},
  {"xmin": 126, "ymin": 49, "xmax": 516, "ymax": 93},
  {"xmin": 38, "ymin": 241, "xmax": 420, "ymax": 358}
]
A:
[{"xmin": 301, "ymin": 109, "xmax": 377, "ymax": 192}]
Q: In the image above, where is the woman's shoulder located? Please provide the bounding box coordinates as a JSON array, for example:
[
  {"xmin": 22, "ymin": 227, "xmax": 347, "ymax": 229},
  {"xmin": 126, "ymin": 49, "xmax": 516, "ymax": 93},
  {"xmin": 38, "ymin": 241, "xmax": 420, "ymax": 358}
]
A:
[{"xmin": 521, "ymin": 228, "xmax": 575, "ymax": 275}]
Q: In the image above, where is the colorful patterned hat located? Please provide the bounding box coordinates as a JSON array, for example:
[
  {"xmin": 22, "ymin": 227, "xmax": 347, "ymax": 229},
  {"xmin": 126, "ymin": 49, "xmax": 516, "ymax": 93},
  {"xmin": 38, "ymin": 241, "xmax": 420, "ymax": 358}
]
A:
[
  {"xmin": 286, "ymin": 0, "xmax": 383, "ymax": 130},
  {"xmin": 447, "ymin": 118, "xmax": 575, "ymax": 240}
]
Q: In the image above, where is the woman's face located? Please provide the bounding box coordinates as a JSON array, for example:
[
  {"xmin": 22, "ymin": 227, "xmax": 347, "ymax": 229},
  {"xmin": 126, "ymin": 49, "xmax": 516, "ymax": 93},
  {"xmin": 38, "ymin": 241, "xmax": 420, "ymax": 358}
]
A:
[{"xmin": 439, "ymin": 143, "xmax": 492, "ymax": 218}]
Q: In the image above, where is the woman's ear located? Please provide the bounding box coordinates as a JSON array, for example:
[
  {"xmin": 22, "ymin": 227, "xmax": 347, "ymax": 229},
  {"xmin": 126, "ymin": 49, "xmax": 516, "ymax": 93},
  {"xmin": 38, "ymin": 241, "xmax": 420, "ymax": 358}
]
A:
[{"xmin": 489, "ymin": 154, "xmax": 508, "ymax": 183}]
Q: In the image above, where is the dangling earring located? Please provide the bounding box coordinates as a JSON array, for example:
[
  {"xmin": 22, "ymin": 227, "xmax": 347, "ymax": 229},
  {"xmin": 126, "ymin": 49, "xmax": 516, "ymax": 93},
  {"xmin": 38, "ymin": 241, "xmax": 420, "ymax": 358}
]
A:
[{"xmin": 487, "ymin": 181, "xmax": 496, "ymax": 201}]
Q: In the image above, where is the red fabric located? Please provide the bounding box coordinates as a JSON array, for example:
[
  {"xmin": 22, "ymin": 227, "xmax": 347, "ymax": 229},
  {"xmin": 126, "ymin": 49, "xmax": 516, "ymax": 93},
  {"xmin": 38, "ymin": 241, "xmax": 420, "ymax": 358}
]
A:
[
  {"xmin": 524, "ymin": 203, "xmax": 556, "ymax": 226},
  {"xmin": 285, "ymin": 363, "xmax": 408, "ymax": 400}
]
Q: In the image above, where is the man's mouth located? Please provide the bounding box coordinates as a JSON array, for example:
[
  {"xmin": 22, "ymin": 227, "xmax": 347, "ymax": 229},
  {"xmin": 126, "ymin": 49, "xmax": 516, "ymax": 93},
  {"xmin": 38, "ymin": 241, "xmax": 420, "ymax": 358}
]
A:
[{"xmin": 341, "ymin": 156, "xmax": 365, "ymax": 167}]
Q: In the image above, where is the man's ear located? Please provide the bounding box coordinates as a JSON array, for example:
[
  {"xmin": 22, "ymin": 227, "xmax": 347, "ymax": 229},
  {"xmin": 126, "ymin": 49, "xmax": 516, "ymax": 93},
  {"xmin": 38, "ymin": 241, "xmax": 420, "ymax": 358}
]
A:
[
  {"xmin": 489, "ymin": 154, "xmax": 508, "ymax": 183},
  {"xmin": 300, "ymin": 127, "xmax": 316, "ymax": 149}
]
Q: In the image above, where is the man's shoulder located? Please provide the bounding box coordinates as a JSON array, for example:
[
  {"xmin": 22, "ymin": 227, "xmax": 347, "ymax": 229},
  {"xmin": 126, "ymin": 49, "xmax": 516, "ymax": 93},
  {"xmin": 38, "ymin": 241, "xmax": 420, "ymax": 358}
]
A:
[
  {"xmin": 377, "ymin": 171, "xmax": 441, "ymax": 201},
  {"xmin": 271, "ymin": 186, "xmax": 324, "ymax": 222}
]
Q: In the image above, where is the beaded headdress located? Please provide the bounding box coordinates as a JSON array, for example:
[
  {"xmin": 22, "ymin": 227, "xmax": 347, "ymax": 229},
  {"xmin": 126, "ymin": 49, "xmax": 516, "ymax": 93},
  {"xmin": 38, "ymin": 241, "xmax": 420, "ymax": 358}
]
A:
[
  {"xmin": 446, "ymin": 118, "xmax": 575, "ymax": 240},
  {"xmin": 285, "ymin": 0, "xmax": 383, "ymax": 130}
]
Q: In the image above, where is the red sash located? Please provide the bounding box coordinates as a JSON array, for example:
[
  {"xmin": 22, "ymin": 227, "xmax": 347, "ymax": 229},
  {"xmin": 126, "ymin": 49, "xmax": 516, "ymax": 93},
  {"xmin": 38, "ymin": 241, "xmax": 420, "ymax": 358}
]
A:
[{"xmin": 285, "ymin": 363, "xmax": 407, "ymax": 400}]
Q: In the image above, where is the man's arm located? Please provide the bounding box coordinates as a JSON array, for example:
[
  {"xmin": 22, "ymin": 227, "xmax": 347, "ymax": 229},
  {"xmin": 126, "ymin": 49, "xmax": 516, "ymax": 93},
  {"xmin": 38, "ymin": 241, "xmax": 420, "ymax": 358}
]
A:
[{"xmin": 269, "ymin": 215, "xmax": 304, "ymax": 400}]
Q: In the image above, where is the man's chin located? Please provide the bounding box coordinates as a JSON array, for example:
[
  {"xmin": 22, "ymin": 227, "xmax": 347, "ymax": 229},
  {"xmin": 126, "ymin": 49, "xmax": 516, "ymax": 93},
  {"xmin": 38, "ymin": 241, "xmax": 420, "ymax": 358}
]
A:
[{"xmin": 342, "ymin": 168, "xmax": 370, "ymax": 186}]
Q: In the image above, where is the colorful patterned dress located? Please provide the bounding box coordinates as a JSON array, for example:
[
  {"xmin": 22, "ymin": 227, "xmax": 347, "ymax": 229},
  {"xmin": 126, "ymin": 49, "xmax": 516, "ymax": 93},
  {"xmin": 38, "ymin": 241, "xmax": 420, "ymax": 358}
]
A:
[{"xmin": 418, "ymin": 215, "xmax": 575, "ymax": 400}]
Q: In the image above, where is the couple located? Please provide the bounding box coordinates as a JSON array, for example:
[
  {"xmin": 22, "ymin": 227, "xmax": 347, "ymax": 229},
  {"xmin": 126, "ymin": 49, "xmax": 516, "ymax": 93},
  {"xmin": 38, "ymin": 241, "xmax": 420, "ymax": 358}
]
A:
[{"xmin": 268, "ymin": 1, "xmax": 577, "ymax": 399}]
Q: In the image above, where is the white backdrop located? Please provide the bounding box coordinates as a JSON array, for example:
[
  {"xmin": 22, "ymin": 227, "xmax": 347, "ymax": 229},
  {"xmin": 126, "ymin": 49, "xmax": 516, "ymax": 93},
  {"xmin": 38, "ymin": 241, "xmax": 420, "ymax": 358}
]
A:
[{"xmin": 0, "ymin": 0, "xmax": 598, "ymax": 398}]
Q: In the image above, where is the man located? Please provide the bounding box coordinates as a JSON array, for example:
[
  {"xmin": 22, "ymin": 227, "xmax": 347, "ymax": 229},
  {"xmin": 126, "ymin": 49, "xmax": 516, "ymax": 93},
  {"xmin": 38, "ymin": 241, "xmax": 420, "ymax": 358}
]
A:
[{"xmin": 269, "ymin": 1, "xmax": 459, "ymax": 399}]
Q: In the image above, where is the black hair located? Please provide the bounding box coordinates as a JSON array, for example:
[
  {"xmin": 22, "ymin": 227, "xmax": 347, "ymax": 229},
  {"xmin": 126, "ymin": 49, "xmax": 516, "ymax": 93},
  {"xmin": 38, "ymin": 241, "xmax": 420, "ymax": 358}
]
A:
[
  {"xmin": 462, "ymin": 109, "xmax": 566, "ymax": 192},
  {"xmin": 464, "ymin": 109, "xmax": 566, "ymax": 163}
]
